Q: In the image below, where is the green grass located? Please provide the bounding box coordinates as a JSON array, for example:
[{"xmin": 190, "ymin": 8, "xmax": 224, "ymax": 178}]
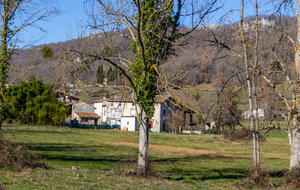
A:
[{"xmin": 0, "ymin": 125, "xmax": 294, "ymax": 189}]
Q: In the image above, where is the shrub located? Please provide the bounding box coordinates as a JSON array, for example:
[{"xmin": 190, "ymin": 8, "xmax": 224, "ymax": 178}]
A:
[
  {"xmin": 238, "ymin": 166, "xmax": 272, "ymax": 189},
  {"xmin": 222, "ymin": 128, "xmax": 266, "ymax": 142},
  {"xmin": 284, "ymin": 166, "xmax": 300, "ymax": 188},
  {"xmin": 113, "ymin": 151, "xmax": 160, "ymax": 178},
  {"xmin": 0, "ymin": 134, "xmax": 49, "ymax": 170}
]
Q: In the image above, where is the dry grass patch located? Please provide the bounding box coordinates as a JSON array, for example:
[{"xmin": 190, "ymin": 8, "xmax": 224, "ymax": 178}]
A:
[{"xmin": 108, "ymin": 142, "xmax": 246, "ymax": 158}]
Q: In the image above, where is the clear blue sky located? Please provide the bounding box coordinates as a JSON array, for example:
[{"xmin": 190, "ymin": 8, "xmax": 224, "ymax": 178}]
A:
[
  {"xmin": 20, "ymin": 0, "xmax": 297, "ymax": 47},
  {"xmin": 20, "ymin": 0, "xmax": 88, "ymax": 47}
]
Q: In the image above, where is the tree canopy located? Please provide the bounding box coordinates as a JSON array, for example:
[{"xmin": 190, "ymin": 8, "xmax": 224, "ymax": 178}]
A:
[{"xmin": 2, "ymin": 76, "xmax": 68, "ymax": 125}]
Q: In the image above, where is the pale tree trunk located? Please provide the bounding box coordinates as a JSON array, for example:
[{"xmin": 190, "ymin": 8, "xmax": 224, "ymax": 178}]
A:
[
  {"xmin": 290, "ymin": 118, "xmax": 300, "ymax": 168},
  {"xmin": 137, "ymin": 110, "xmax": 149, "ymax": 174},
  {"xmin": 241, "ymin": 0, "xmax": 257, "ymax": 166},
  {"xmin": 253, "ymin": 78, "xmax": 260, "ymax": 166},
  {"xmin": 253, "ymin": 0, "xmax": 260, "ymax": 166},
  {"xmin": 290, "ymin": 8, "xmax": 300, "ymax": 169},
  {"xmin": 287, "ymin": 111, "xmax": 292, "ymax": 146}
]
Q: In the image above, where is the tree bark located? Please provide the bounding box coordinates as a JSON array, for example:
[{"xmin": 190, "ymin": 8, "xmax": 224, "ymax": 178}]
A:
[
  {"xmin": 287, "ymin": 111, "xmax": 292, "ymax": 146},
  {"xmin": 290, "ymin": 117, "xmax": 300, "ymax": 168},
  {"xmin": 290, "ymin": 9, "xmax": 300, "ymax": 169},
  {"xmin": 240, "ymin": 0, "xmax": 257, "ymax": 166},
  {"xmin": 253, "ymin": 0, "xmax": 260, "ymax": 166},
  {"xmin": 137, "ymin": 110, "xmax": 149, "ymax": 175}
]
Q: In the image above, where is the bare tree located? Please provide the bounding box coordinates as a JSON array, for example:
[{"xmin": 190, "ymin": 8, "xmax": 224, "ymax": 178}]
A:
[
  {"xmin": 165, "ymin": 109, "xmax": 184, "ymax": 134},
  {"xmin": 68, "ymin": 0, "xmax": 219, "ymax": 174},
  {"xmin": 0, "ymin": 0, "xmax": 59, "ymax": 131}
]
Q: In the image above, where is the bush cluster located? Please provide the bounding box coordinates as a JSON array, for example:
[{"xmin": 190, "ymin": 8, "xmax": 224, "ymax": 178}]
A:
[{"xmin": 222, "ymin": 129, "xmax": 266, "ymax": 142}]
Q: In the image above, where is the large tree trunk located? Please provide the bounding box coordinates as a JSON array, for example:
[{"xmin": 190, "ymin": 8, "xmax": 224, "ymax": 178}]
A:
[
  {"xmin": 290, "ymin": 12, "xmax": 300, "ymax": 169},
  {"xmin": 290, "ymin": 118, "xmax": 300, "ymax": 168},
  {"xmin": 253, "ymin": 0, "xmax": 260, "ymax": 166},
  {"xmin": 137, "ymin": 110, "xmax": 149, "ymax": 175}
]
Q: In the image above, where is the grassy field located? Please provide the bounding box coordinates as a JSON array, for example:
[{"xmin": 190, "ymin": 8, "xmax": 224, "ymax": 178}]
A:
[{"xmin": 0, "ymin": 125, "xmax": 294, "ymax": 189}]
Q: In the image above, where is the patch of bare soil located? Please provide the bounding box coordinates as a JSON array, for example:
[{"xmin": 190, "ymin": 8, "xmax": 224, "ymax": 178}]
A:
[{"xmin": 107, "ymin": 142, "xmax": 246, "ymax": 159}]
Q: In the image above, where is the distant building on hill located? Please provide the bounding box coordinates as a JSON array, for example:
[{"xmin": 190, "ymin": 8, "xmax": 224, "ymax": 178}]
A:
[{"xmin": 55, "ymin": 91, "xmax": 81, "ymax": 103}]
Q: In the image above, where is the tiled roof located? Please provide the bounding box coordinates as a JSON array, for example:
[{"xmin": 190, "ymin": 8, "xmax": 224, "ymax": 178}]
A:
[
  {"xmin": 75, "ymin": 112, "xmax": 101, "ymax": 118},
  {"xmin": 94, "ymin": 96, "xmax": 133, "ymax": 103},
  {"xmin": 154, "ymin": 95, "xmax": 170, "ymax": 103}
]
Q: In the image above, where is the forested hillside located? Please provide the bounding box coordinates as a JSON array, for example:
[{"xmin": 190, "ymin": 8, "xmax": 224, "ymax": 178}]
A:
[{"xmin": 8, "ymin": 16, "xmax": 296, "ymax": 90}]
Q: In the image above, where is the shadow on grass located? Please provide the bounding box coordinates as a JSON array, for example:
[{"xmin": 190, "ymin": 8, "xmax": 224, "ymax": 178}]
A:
[
  {"xmin": 164, "ymin": 167, "xmax": 248, "ymax": 181},
  {"xmin": 21, "ymin": 142, "xmax": 137, "ymax": 163},
  {"xmin": 9, "ymin": 129, "xmax": 84, "ymax": 135},
  {"xmin": 164, "ymin": 164, "xmax": 287, "ymax": 182}
]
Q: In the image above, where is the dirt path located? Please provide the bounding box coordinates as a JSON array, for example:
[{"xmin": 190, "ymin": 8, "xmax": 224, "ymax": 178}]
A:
[{"xmin": 108, "ymin": 142, "xmax": 246, "ymax": 158}]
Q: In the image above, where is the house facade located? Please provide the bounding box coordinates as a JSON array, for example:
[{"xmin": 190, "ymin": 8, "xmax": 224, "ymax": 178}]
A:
[
  {"xmin": 70, "ymin": 102, "xmax": 100, "ymax": 124},
  {"xmin": 94, "ymin": 96, "xmax": 139, "ymax": 125},
  {"xmin": 93, "ymin": 95, "xmax": 195, "ymax": 132},
  {"xmin": 151, "ymin": 96, "xmax": 195, "ymax": 132}
]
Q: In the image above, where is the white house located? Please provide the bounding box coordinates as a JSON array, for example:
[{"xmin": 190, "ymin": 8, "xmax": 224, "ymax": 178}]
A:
[
  {"xmin": 94, "ymin": 96, "xmax": 139, "ymax": 125},
  {"xmin": 244, "ymin": 108, "xmax": 264, "ymax": 119},
  {"xmin": 93, "ymin": 95, "xmax": 195, "ymax": 132},
  {"xmin": 121, "ymin": 116, "xmax": 138, "ymax": 131}
]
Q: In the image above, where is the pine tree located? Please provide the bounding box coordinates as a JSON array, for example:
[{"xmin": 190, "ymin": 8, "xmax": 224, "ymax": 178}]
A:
[
  {"xmin": 96, "ymin": 65, "xmax": 104, "ymax": 84},
  {"xmin": 107, "ymin": 66, "xmax": 117, "ymax": 83}
]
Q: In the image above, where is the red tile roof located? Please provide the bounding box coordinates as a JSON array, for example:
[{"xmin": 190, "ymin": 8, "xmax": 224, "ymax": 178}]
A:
[{"xmin": 75, "ymin": 112, "xmax": 101, "ymax": 118}]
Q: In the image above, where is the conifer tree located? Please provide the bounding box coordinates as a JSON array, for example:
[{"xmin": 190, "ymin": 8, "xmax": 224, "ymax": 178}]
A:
[{"xmin": 96, "ymin": 65, "xmax": 104, "ymax": 84}]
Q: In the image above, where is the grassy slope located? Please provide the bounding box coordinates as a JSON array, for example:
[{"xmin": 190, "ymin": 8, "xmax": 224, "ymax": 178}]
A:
[{"xmin": 1, "ymin": 125, "xmax": 292, "ymax": 189}]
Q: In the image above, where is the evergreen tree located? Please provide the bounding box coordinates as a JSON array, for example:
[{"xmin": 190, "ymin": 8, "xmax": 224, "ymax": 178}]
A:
[
  {"xmin": 96, "ymin": 65, "xmax": 104, "ymax": 84},
  {"xmin": 41, "ymin": 46, "xmax": 53, "ymax": 59},
  {"xmin": 107, "ymin": 66, "xmax": 117, "ymax": 83},
  {"xmin": 2, "ymin": 76, "xmax": 69, "ymax": 125}
]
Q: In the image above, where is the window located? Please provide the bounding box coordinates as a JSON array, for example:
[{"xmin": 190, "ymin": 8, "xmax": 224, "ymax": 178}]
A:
[
  {"xmin": 127, "ymin": 121, "xmax": 129, "ymax": 125},
  {"xmin": 130, "ymin": 109, "xmax": 136, "ymax": 116},
  {"xmin": 111, "ymin": 108, "xmax": 116, "ymax": 118},
  {"xmin": 116, "ymin": 108, "xmax": 123, "ymax": 118},
  {"xmin": 81, "ymin": 117, "xmax": 84, "ymax": 122},
  {"xmin": 163, "ymin": 110, "xmax": 166, "ymax": 116}
]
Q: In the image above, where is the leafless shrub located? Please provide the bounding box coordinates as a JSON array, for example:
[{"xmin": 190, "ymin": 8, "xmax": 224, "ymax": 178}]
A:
[
  {"xmin": 237, "ymin": 166, "xmax": 272, "ymax": 189},
  {"xmin": 112, "ymin": 151, "xmax": 161, "ymax": 178},
  {"xmin": 0, "ymin": 134, "xmax": 49, "ymax": 170},
  {"xmin": 284, "ymin": 165, "xmax": 300, "ymax": 188},
  {"xmin": 222, "ymin": 129, "xmax": 266, "ymax": 142}
]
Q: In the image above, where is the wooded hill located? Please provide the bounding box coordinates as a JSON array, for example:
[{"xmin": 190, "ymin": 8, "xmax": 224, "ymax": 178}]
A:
[{"xmin": 7, "ymin": 15, "xmax": 297, "ymax": 118}]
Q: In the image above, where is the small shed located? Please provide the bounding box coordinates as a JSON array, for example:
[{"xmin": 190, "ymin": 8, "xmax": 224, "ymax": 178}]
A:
[
  {"xmin": 205, "ymin": 120, "xmax": 216, "ymax": 131},
  {"xmin": 74, "ymin": 112, "xmax": 101, "ymax": 124},
  {"xmin": 121, "ymin": 116, "xmax": 137, "ymax": 131}
]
